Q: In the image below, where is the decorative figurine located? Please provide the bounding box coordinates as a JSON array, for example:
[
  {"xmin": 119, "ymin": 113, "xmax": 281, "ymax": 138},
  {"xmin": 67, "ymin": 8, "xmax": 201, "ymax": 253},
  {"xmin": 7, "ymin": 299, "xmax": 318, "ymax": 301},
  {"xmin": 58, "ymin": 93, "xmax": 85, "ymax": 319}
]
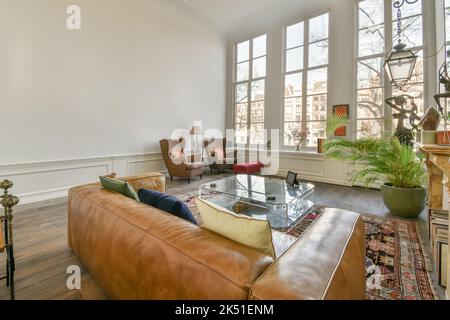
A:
[
  {"xmin": 419, "ymin": 107, "xmax": 441, "ymax": 131},
  {"xmin": 385, "ymin": 95, "xmax": 421, "ymax": 145}
]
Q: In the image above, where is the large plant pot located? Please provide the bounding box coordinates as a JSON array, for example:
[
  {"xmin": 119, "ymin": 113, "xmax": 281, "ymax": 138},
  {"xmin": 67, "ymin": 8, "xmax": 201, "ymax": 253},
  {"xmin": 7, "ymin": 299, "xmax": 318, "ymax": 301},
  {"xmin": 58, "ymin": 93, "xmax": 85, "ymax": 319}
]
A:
[{"xmin": 380, "ymin": 183, "xmax": 426, "ymax": 219}]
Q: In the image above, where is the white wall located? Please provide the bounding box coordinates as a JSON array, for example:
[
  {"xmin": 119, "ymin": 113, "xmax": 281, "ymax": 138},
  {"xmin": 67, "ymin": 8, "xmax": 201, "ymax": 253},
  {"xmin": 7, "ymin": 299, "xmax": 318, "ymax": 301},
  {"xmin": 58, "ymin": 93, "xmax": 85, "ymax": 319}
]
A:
[
  {"xmin": 0, "ymin": 0, "xmax": 226, "ymax": 203},
  {"xmin": 0, "ymin": 0, "xmax": 226, "ymax": 163}
]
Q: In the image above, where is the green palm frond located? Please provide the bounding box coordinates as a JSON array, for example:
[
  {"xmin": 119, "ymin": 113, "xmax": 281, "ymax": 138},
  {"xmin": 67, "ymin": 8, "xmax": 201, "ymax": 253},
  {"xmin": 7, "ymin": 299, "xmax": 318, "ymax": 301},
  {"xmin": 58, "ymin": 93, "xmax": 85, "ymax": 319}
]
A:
[
  {"xmin": 324, "ymin": 137, "xmax": 426, "ymax": 189},
  {"xmin": 326, "ymin": 114, "xmax": 350, "ymax": 138}
]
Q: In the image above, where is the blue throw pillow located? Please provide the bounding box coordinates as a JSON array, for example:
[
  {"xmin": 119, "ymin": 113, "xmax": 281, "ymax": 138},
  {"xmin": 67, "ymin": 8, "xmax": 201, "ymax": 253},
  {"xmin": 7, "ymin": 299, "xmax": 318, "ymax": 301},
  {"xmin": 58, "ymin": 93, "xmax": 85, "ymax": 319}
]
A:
[{"xmin": 138, "ymin": 189, "xmax": 197, "ymax": 225}]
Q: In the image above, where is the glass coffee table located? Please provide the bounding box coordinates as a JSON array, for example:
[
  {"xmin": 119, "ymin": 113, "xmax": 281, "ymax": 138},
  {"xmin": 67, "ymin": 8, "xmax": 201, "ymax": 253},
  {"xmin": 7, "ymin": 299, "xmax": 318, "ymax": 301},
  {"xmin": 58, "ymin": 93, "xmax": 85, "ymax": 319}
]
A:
[{"xmin": 199, "ymin": 175, "xmax": 315, "ymax": 231}]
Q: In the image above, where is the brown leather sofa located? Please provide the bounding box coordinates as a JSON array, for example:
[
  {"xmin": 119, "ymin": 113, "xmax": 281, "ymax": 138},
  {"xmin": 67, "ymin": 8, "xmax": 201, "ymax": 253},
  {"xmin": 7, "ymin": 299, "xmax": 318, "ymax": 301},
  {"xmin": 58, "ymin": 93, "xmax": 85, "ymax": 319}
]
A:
[
  {"xmin": 160, "ymin": 139, "xmax": 204, "ymax": 184},
  {"xmin": 68, "ymin": 173, "xmax": 366, "ymax": 300}
]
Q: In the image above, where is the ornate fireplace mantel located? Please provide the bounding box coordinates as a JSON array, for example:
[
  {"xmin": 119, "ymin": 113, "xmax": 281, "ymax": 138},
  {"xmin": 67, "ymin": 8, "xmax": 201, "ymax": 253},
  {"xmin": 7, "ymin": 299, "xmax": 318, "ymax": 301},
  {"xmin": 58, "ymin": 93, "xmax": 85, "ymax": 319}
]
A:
[{"xmin": 420, "ymin": 145, "xmax": 450, "ymax": 298}]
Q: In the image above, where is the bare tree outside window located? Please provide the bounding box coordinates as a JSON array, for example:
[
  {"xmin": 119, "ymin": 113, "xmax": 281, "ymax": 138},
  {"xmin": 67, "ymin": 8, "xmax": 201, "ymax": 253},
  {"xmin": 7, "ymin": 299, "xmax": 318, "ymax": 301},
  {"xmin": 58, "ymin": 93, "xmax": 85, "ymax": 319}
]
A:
[{"xmin": 357, "ymin": 0, "xmax": 424, "ymax": 139}]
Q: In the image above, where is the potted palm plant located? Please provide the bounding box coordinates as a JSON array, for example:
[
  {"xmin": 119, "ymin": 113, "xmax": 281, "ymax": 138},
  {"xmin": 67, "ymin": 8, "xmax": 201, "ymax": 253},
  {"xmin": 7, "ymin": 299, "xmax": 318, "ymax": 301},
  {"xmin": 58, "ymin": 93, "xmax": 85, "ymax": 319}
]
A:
[{"xmin": 325, "ymin": 137, "xmax": 427, "ymax": 219}]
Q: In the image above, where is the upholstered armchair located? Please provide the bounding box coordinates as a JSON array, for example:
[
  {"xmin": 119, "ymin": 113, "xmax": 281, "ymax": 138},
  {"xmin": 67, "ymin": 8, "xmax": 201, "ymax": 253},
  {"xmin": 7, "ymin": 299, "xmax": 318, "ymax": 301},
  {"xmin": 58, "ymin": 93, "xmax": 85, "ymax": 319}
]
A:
[
  {"xmin": 203, "ymin": 138, "xmax": 237, "ymax": 174},
  {"xmin": 160, "ymin": 139, "xmax": 204, "ymax": 184}
]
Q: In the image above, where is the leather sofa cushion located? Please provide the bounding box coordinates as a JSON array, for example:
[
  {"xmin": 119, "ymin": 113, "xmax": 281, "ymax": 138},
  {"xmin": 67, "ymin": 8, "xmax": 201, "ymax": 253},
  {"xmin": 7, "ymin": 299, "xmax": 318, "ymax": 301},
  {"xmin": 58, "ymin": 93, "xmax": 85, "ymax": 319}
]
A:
[
  {"xmin": 119, "ymin": 173, "xmax": 166, "ymax": 193},
  {"xmin": 196, "ymin": 198, "xmax": 275, "ymax": 258},
  {"xmin": 249, "ymin": 208, "xmax": 366, "ymax": 300},
  {"xmin": 138, "ymin": 189, "xmax": 197, "ymax": 225},
  {"xmin": 100, "ymin": 176, "xmax": 139, "ymax": 201}
]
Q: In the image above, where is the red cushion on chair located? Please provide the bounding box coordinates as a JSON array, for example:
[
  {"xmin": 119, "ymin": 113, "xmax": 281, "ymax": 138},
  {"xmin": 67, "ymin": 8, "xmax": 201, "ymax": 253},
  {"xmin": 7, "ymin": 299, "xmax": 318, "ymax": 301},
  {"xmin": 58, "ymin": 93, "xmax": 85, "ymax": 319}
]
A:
[{"xmin": 233, "ymin": 162, "xmax": 263, "ymax": 175}]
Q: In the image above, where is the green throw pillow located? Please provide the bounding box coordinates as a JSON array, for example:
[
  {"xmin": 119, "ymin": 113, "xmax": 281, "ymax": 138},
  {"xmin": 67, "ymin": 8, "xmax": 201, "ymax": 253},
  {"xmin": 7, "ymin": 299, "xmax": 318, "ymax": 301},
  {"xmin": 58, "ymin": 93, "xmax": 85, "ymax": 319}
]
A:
[{"xmin": 99, "ymin": 176, "xmax": 140, "ymax": 202}]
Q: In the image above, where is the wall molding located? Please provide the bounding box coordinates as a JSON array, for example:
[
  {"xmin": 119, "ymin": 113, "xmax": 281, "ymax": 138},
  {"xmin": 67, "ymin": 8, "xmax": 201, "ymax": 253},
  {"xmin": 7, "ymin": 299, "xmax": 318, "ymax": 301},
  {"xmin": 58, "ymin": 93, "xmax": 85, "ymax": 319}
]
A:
[
  {"xmin": 0, "ymin": 163, "xmax": 112, "ymax": 178},
  {"xmin": 17, "ymin": 186, "xmax": 74, "ymax": 206},
  {"xmin": 276, "ymin": 169, "xmax": 348, "ymax": 186},
  {"xmin": 0, "ymin": 152, "xmax": 165, "ymax": 205},
  {"xmin": 1, "ymin": 150, "xmax": 348, "ymax": 205}
]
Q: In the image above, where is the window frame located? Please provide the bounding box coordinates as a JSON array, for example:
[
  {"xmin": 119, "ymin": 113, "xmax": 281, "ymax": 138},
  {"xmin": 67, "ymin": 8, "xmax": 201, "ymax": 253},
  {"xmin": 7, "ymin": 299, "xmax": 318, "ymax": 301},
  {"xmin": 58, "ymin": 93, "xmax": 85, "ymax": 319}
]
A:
[
  {"xmin": 447, "ymin": 0, "xmax": 450, "ymax": 49},
  {"xmin": 282, "ymin": 12, "xmax": 330, "ymax": 151},
  {"xmin": 354, "ymin": 0, "xmax": 425, "ymax": 140},
  {"xmin": 233, "ymin": 35, "xmax": 267, "ymax": 146}
]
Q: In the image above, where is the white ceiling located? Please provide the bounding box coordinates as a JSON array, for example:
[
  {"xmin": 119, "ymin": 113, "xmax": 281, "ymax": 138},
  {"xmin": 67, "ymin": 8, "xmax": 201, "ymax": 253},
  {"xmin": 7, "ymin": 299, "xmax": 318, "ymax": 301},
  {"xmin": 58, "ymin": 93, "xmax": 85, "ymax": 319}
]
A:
[
  {"xmin": 178, "ymin": 0, "xmax": 334, "ymax": 35},
  {"xmin": 180, "ymin": 0, "xmax": 294, "ymax": 26}
]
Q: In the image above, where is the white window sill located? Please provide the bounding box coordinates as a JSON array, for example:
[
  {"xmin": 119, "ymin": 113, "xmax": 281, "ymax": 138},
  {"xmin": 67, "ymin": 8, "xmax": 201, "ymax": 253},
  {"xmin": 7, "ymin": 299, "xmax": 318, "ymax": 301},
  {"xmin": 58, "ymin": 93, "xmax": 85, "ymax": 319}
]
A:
[
  {"xmin": 234, "ymin": 147, "xmax": 325, "ymax": 159},
  {"xmin": 278, "ymin": 150, "xmax": 325, "ymax": 159}
]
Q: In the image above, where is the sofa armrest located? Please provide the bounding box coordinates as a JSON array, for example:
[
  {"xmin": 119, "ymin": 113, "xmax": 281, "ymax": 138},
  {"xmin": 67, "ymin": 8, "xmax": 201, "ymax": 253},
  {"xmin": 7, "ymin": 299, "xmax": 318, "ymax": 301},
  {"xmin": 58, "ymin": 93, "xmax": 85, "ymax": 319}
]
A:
[
  {"xmin": 119, "ymin": 172, "xmax": 166, "ymax": 193},
  {"xmin": 249, "ymin": 208, "xmax": 366, "ymax": 300}
]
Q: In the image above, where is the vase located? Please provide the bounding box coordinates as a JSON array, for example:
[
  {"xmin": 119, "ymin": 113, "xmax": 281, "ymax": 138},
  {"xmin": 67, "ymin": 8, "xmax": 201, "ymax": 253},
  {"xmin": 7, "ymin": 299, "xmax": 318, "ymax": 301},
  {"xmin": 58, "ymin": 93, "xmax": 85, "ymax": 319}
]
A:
[{"xmin": 317, "ymin": 138, "xmax": 325, "ymax": 154}]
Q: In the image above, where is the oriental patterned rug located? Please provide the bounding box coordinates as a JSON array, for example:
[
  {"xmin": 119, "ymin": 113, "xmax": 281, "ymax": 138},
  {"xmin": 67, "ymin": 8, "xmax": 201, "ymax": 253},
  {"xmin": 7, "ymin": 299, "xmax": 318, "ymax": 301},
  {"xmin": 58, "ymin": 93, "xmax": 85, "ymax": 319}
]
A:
[{"xmin": 179, "ymin": 192, "xmax": 439, "ymax": 300}]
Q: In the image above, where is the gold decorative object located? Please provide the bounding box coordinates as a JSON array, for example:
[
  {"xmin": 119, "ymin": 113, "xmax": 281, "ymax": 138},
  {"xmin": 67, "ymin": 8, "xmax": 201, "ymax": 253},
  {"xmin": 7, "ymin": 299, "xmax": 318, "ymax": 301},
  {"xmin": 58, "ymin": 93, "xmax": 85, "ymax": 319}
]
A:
[
  {"xmin": 0, "ymin": 180, "xmax": 13, "ymax": 193},
  {"xmin": 0, "ymin": 179, "xmax": 19, "ymax": 300},
  {"xmin": 2, "ymin": 195, "xmax": 19, "ymax": 243},
  {"xmin": 385, "ymin": 95, "xmax": 421, "ymax": 145}
]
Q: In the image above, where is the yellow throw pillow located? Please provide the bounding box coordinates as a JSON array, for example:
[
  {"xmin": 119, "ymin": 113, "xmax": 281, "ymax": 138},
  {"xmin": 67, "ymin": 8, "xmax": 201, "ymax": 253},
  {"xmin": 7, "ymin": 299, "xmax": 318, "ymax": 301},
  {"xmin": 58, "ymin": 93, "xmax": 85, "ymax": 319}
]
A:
[{"xmin": 196, "ymin": 198, "xmax": 275, "ymax": 258}]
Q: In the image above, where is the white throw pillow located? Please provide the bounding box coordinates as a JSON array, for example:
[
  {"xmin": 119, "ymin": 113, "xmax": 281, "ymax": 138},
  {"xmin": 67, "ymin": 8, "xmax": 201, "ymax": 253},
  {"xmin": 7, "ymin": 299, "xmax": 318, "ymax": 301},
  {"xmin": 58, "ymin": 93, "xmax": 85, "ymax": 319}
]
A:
[{"xmin": 196, "ymin": 198, "xmax": 275, "ymax": 258}]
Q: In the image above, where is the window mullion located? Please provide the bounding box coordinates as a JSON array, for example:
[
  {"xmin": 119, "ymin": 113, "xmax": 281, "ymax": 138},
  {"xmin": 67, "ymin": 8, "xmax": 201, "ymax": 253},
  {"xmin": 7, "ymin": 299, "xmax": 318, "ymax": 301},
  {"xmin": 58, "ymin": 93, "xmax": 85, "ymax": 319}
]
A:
[
  {"xmin": 354, "ymin": 1, "xmax": 361, "ymax": 141},
  {"xmin": 302, "ymin": 19, "xmax": 309, "ymax": 149},
  {"xmin": 357, "ymin": 53, "xmax": 384, "ymax": 61},
  {"xmin": 384, "ymin": 0, "xmax": 393, "ymax": 137},
  {"xmin": 233, "ymin": 43, "xmax": 238, "ymax": 130},
  {"xmin": 247, "ymin": 40, "xmax": 253, "ymax": 145}
]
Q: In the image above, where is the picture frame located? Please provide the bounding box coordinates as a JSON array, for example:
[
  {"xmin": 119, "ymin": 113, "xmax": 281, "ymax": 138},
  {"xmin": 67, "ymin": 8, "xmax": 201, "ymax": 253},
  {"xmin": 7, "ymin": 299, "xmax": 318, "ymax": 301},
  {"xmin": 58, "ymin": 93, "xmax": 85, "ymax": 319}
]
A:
[
  {"xmin": 286, "ymin": 171, "xmax": 298, "ymax": 186},
  {"xmin": 333, "ymin": 104, "xmax": 350, "ymax": 137}
]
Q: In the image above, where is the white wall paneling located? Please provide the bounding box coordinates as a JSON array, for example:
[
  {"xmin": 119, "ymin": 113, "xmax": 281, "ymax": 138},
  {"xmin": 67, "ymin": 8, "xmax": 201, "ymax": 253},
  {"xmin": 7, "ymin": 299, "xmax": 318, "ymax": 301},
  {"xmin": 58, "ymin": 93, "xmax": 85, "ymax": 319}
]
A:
[
  {"xmin": 0, "ymin": 153, "xmax": 165, "ymax": 205},
  {"xmin": 237, "ymin": 148, "xmax": 350, "ymax": 186}
]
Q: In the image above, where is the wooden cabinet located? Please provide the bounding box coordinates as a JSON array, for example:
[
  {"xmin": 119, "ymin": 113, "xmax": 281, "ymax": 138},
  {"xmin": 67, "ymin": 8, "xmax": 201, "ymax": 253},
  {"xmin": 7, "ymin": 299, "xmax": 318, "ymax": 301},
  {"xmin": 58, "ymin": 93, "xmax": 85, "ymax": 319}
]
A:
[{"xmin": 420, "ymin": 145, "xmax": 450, "ymax": 298}]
